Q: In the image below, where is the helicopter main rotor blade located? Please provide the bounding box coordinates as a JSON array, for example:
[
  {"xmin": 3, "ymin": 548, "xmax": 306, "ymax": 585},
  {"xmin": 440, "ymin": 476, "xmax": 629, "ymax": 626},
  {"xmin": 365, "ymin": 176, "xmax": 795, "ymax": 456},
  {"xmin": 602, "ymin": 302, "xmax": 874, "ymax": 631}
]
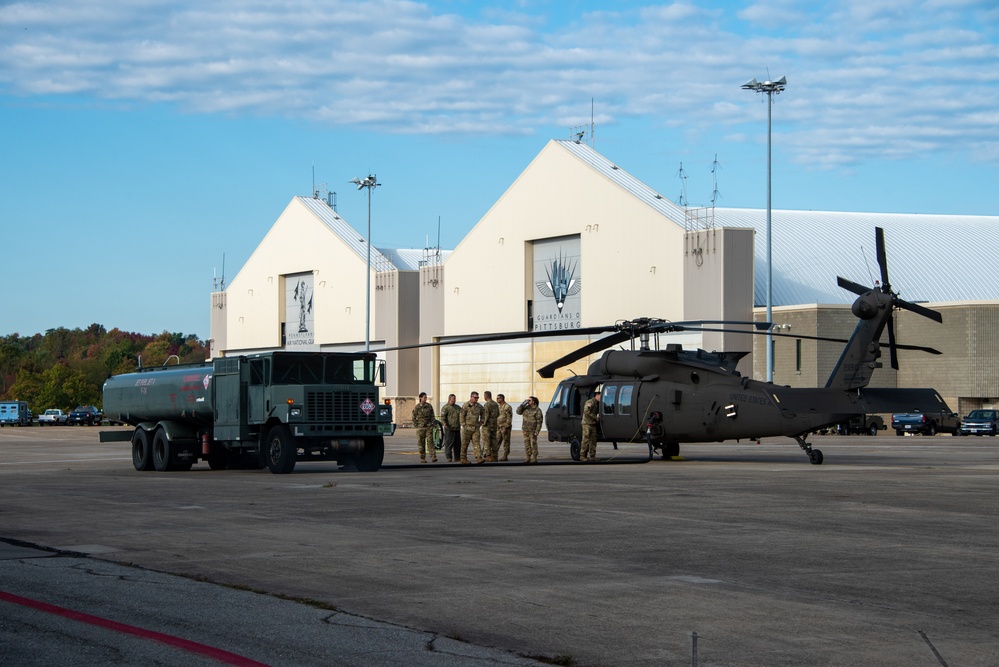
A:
[
  {"xmin": 876, "ymin": 226, "xmax": 890, "ymax": 290},
  {"xmin": 713, "ymin": 327, "xmax": 940, "ymax": 354},
  {"xmin": 896, "ymin": 298, "xmax": 943, "ymax": 323},
  {"xmin": 536, "ymin": 330, "xmax": 633, "ymax": 378},
  {"xmin": 887, "ymin": 311, "xmax": 899, "ymax": 370},
  {"xmin": 837, "ymin": 276, "xmax": 871, "ymax": 296},
  {"xmin": 370, "ymin": 325, "xmax": 618, "ymax": 353}
]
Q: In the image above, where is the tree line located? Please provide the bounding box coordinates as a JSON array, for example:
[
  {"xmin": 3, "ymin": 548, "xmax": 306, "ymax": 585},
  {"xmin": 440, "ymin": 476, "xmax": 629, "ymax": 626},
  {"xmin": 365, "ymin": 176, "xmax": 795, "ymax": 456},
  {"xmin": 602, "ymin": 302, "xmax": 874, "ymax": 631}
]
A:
[{"xmin": 0, "ymin": 324, "xmax": 208, "ymax": 412}]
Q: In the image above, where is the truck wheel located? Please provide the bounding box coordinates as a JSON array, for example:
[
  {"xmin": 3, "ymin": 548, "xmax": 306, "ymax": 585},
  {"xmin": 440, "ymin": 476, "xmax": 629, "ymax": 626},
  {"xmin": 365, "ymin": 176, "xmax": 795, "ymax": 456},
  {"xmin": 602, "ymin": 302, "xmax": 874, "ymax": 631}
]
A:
[
  {"xmin": 927, "ymin": 424, "xmax": 937, "ymax": 436},
  {"xmin": 152, "ymin": 429, "xmax": 172, "ymax": 472},
  {"xmin": 132, "ymin": 429, "xmax": 153, "ymax": 471},
  {"xmin": 207, "ymin": 448, "xmax": 229, "ymax": 470},
  {"xmin": 354, "ymin": 437, "xmax": 384, "ymax": 472},
  {"xmin": 264, "ymin": 426, "xmax": 297, "ymax": 474},
  {"xmin": 868, "ymin": 424, "xmax": 879, "ymax": 436}
]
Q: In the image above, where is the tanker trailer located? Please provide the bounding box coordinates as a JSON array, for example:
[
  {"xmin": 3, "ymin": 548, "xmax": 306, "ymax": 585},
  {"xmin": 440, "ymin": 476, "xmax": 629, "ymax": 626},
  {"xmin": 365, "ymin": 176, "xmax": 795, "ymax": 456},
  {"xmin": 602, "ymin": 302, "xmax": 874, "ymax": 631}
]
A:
[{"xmin": 101, "ymin": 351, "xmax": 394, "ymax": 473}]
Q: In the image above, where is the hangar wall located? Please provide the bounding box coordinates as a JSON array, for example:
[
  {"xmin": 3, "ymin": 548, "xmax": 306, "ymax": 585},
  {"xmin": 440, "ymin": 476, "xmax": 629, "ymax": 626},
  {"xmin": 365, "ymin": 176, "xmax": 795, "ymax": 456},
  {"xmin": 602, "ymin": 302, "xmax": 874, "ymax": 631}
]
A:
[{"xmin": 223, "ymin": 198, "xmax": 374, "ymax": 353}]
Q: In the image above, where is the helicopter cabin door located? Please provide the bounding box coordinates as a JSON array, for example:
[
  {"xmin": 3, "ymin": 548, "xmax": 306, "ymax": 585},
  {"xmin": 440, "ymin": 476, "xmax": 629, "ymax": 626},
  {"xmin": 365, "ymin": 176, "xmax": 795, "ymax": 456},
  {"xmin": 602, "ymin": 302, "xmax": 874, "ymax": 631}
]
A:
[
  {"xmin": 547, "ymin": 382, "xmax": 596, "ymax": 442},
  {"xmin": 599, "ymin": 383, "xmax": 638, "ymax": 442}
]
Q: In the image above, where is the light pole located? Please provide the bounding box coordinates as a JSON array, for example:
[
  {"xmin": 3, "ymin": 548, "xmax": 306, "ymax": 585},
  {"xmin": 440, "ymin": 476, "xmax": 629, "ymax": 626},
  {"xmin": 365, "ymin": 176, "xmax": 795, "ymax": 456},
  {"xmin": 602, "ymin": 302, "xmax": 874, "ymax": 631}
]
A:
[
  {"xmin": 741, "ymin": 75, "xmax": 786, "ymax": 383},
  {"xmin": 350, "ymin": 174, "xmax": 380, "ymax": 351}
]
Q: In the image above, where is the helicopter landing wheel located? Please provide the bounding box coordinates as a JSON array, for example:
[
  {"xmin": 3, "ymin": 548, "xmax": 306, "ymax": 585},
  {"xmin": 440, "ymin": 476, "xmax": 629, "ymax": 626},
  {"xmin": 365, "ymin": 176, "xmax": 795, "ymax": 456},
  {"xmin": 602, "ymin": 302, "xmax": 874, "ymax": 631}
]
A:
[
  {"xmin": 809, "ymin": 449, "xmax": 824, "ymax": 465},
  {"xmin": 663, "ymin": 442, "xmax": 680, "ymax": 459},
  {"xmin": 569, "ymin": 437, "xmax": 581, "ymax": 461}
]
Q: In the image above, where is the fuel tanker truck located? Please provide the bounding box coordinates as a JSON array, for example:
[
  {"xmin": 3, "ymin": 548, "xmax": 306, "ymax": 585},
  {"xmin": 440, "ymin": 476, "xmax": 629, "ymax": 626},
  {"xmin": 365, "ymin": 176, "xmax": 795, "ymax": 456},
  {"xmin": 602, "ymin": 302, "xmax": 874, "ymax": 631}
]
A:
[{"xmin": 100, "ymin": 351, "xmax": 394, "ymax": 473}]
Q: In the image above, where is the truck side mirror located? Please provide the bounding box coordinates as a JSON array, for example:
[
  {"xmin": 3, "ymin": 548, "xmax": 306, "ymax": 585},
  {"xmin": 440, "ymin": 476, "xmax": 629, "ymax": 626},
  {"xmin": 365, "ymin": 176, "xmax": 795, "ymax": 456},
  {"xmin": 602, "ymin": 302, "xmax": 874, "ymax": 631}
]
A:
[{"xmin": 377, "ymin": 360, "xmax": 387, "ymax": 387}]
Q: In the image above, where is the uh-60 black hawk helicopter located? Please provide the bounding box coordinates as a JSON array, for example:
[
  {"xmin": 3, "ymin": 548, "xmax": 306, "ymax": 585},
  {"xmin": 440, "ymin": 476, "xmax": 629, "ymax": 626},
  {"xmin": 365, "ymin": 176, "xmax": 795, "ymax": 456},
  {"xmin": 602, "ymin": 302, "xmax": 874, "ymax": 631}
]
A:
[
  {"xmin": 384, "ymin": 227, "xmax": 950, "ymax": 465},
  {"xmin": 538, "ymin": 227, "xmax": 950, "ymax": 464}
]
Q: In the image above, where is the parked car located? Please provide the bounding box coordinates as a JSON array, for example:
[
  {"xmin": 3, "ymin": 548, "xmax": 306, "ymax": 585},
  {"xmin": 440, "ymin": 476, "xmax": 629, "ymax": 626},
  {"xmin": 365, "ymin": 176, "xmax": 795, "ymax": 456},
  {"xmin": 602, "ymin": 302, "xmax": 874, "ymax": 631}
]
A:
[
  {"xmin": 67, "ymin": 405, "xmax": 102, "ymax": 426},
  {"xmin": 37, "ymin": 408, "xmax": 69, "ymax": 426},
  {"xmin": 957, "ymin": 409, "xmax": 999, "ymax": 436},
  {"xmin": 892, "ymin": 411, "xmax": 960, "ymax": 436},
  {"xmin": 837, "ymin": 414, "xmax": 885, "ymax": 436}
]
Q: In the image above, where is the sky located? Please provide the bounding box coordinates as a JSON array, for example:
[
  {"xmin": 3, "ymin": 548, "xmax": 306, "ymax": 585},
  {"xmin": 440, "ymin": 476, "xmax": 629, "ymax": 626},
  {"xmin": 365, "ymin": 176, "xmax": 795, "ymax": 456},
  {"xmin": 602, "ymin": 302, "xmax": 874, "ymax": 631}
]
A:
[{"xmin": 2, "ymin": 0, "xmax": 997, "ymax": 340}]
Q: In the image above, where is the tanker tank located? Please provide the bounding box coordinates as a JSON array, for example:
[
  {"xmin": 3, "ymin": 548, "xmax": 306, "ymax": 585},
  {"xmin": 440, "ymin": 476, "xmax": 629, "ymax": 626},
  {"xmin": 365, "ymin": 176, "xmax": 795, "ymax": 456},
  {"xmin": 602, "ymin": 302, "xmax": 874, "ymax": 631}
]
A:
[{"xmin": 103, "ymin": 362, "xmax": 215, "ymax": 427}]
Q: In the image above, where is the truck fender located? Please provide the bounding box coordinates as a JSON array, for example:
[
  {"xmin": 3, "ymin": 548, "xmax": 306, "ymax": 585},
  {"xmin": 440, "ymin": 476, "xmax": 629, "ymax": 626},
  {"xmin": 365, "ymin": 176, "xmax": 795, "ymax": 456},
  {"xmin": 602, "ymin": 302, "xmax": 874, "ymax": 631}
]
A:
[{"xmin": 145, "ymin": 420, "xmax": 200, "ymax": 443}]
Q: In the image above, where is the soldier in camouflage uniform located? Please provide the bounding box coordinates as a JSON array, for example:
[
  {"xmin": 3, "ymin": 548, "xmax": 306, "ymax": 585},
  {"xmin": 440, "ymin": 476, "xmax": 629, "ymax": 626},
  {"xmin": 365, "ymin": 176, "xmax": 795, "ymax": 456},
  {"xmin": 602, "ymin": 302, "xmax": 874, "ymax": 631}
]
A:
[
  {"xmin": 495, "ymin": 393, "xmax": 513, "ymax": 461},
  {"xmin": 517, "ymin": 396, "xmax": 544, "ymax": 463},
  {"xmin": 412, "ymin": 392, "xmax": 437, "ymax": 463},
  {"xmin": 481, "ymin": 391, "xmax": 499, "ymax": 462},
  {"xmin": 459, "ymin": 391, "xmax": 485, "ymax": 464},
  {"xmin": 439, "ymin": 394, "xmax": 461, "ymax": 462},
  {"xmin": 580, "ymin": 392, "xmax": 601, "ymax": 462}
]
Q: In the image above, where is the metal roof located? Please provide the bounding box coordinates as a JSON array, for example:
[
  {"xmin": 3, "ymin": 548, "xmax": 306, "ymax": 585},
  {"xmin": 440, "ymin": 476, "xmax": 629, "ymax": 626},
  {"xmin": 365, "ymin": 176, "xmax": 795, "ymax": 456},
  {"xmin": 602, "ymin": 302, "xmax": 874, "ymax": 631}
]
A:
[
  {"xmin": 296, "ymin": 196, "xmax": 444, "ymax": 273},
  {"xmin": 555, "ymin": 141, "xmax": 999, "ymax": 307},
  {"xmin": 710, "ymin": 207, "xmax": 999, "ymax": 307},
  {"xmin": 296, "ymin": 196, "xmax": 394, "ymax": 270},
  {"xmin": 555, "ymin": 140, "xmax": 687, "ymax": 221}
]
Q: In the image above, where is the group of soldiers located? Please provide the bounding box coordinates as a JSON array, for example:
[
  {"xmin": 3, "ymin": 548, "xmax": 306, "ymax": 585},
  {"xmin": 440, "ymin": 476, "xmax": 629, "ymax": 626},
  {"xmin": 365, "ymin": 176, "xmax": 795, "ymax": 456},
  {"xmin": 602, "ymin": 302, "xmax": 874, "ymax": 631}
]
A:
[{"xmin": 411, "ymin": 391, "xmax": 545, "ymax": 464}]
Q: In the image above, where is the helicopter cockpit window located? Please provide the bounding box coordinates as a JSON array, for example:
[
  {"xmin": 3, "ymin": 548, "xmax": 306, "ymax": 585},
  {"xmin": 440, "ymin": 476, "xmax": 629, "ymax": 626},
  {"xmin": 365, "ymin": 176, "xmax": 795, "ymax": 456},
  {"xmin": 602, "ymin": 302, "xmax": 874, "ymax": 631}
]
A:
[
  {"xmin": 618, "ymin": 385, "xmax": 633, "ymax": 415},
  {"xmin": 549, "ymin": 385, "xmax": 564, "ymax": 411},
  {"xmin": 602, "ymin": 385, "xmax": 617, "ymax": 415}
]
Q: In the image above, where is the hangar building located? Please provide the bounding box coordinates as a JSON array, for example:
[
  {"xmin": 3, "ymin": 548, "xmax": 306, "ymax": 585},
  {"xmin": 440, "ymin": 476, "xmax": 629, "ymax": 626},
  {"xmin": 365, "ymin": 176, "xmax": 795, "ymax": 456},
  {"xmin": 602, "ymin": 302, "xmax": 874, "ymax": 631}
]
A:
[{"xmin": 210, "ymin": 139, "xmax": 999, "ymax": 421}]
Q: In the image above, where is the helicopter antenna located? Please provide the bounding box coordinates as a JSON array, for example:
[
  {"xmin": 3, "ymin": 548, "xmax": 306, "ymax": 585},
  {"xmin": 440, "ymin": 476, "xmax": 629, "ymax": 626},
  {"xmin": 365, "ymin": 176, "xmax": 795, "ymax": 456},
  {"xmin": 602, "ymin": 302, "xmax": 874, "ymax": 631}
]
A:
[
  {"xmin": 861, "ymin": 244, "xmax": 878, "ymax": 286},
  {"xmin": 675, "ymin": 162, "xmax": 688, "ymax": 207}
]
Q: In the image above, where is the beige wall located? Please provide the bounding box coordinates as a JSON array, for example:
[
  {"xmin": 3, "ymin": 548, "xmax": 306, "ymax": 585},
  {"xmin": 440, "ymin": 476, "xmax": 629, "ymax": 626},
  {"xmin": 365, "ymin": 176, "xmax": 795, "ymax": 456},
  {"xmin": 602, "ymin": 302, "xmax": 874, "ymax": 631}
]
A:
[
  {"xmin": 419, "ymin": 261, "xmax": 446, "ymax": 403},
  {"xmin": 683, "ymin": 227, "xmax": 755, "ymax": 372},
  {"xmin": 443, "ymin": 140, "xmax": 687, "ymax": 336},
  {"xmin": 223, "ymin": 198, "xmax": 376, "ymax": 352},
  {"xmin": 375, "ymin": 269, "xmax": 420, "ymax": 397}
]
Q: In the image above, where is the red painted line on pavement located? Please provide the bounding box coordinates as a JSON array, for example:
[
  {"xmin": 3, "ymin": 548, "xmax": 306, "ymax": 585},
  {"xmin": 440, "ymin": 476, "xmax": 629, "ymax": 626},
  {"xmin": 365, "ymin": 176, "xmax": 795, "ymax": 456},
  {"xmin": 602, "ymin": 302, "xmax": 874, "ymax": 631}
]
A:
[{"xmin": 0, "ymin": 589, "xmax": 270, "ymax": 666}]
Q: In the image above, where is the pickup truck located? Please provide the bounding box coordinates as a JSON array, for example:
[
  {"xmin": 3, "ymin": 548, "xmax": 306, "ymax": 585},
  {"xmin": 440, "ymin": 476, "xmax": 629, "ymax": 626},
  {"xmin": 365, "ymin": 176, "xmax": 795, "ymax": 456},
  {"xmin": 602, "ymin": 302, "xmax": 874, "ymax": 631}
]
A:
[
  {"xmin": 837, "ymin": 414, "xmax": 885, "ymax": 436},
  {"xmin": 892, "ymin": 411, "xmax": 960, "ymax": 436},
  {"xmin": 957, "ymin": 409, "xmax": 999, "ymax": 436},
  {"xmin": 37, "ymin": 408, "xmax": 68, "ymax": 426},
  {"xmin": 67, "ymin": 405, "xmax": 102, "ymax": 426}
]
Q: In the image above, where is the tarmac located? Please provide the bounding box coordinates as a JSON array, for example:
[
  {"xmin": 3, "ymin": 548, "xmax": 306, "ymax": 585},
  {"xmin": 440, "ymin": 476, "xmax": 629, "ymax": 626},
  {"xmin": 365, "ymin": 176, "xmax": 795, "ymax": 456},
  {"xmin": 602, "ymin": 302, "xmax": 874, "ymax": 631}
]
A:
[{"xmin": 2, "ymin": 424, "xmax": 998, "ymax": 666}]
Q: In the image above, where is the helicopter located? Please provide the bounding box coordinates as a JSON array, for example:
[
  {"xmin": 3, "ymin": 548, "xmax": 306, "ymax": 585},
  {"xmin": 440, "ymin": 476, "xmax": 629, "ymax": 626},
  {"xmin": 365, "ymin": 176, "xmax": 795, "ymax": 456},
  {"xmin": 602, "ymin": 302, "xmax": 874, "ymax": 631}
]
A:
[
  {"xmin": 538, "ymin": 227, "xmax": 948, "ymax": 464},
  {"xmin": 379, "ymin": 227, "xmax": 949, "ymax": 465}
]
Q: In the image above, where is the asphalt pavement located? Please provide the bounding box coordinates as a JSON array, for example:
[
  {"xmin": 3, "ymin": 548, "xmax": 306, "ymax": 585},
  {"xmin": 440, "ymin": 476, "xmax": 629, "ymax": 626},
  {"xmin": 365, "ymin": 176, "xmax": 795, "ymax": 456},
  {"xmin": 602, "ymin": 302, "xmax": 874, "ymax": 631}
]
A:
[{"xmin": 2, "ymin": 425, "xmax": 998, "ymax": 666}]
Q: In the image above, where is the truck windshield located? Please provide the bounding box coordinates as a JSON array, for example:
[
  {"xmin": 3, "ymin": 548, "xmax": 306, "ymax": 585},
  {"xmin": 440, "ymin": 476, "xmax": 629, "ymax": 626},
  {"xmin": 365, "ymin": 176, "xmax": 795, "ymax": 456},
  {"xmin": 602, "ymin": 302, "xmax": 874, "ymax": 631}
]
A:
[
  {"xmin": 270, "ymin": 353, "xmax": 370, "ymax": 385},
  {"xmin": 272, "ymin": 354, "xmax": 324, "ymax": 385}
]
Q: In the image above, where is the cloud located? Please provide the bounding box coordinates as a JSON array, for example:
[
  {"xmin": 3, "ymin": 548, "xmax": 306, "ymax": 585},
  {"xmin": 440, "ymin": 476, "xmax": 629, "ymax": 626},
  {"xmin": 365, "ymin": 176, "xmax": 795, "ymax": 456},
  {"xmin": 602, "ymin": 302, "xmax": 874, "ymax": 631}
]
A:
[{"xmin": 1, "ymin": 0, "xmax": 997, "ymax": 168}]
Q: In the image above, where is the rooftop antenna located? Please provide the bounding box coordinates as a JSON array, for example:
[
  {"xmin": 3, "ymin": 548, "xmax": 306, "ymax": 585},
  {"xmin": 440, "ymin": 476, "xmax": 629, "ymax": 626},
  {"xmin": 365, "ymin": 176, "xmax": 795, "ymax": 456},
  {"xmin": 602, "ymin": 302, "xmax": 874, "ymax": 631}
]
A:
[
  {"xmin": 675, "ymin": 162, "xmax": 688, "ymax": 208},
  {"xmin": 711, "ymin": 154, "xmax": 722, "ymax": 208},
  {"xmin": 312, "ymin": 164, "xmax": 316, "ymax": 198},
  {"xmin": 220, "ymin": 253, "xmax": 226, "ymax": 292},
  {"xmin": 437, "ymin": 215, "xmax": 442, "ymax": 255},
  {"xmin": 591, "ymin": 97, "xmax": 595, "ymax": 149}
]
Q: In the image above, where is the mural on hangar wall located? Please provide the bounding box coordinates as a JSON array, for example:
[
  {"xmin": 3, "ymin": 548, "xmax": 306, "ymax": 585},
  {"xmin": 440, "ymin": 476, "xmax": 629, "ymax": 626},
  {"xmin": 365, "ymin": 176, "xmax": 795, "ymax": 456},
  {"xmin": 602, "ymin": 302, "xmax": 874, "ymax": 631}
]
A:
[
  {"xmin": 533, "ymin": 235, "xmax": 581, "ymax": 332},
  {"xmin": 285, "ymin": 272, "xmax": 316, "ymax": 348}
]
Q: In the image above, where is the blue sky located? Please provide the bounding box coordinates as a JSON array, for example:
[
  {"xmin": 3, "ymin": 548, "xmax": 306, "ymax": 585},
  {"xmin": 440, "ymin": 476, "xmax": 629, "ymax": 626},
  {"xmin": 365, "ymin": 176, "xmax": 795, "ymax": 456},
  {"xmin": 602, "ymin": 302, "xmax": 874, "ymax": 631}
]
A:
[{"xmin": 2, "ymin": 0, "xmax": 997, "ymax": 339}]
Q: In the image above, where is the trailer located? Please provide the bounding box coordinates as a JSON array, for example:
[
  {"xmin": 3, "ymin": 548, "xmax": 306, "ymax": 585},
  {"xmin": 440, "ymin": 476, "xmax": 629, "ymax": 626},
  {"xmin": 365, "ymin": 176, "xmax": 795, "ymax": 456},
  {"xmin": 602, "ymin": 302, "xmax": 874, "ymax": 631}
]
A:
[
  {"xmin": 0, "ymin": 401, "xmax": 31, "ymax": 426},
  {"xmin": 101, "ymin": 351, "xmax": 394, "ymax": 473}
]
